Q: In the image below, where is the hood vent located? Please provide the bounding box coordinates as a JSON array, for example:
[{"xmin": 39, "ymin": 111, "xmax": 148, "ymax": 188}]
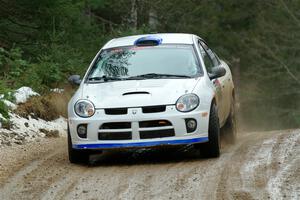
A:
[{"xmin": 123, "ymin": 91, "xmax": 150, "ymax": 96}]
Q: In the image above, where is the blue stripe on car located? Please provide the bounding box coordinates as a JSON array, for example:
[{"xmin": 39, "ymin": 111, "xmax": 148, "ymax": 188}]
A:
[{"xmin": 73, "ymin": 137, "xmax": 208, "ymax": 149}]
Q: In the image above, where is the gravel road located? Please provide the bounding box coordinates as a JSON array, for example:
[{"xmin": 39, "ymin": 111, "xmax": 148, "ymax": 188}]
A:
[{"xmin": 0, "ymin": 130, "xmax": 299, "ymax": 200}]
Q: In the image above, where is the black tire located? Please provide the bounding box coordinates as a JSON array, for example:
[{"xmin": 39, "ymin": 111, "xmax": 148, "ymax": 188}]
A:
[
  {"xmin": 68, "ymin": 128, "xmax": 90, "ymax": 164},
  {"xmin": 223, "ymin": 97, "xmax": 237, "ymax": 144},
  {"xmin": 195, "ymin": 102, "xmax": 220, "ymax": 158}
]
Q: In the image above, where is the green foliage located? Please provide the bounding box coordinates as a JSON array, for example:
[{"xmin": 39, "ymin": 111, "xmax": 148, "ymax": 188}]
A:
[
  {"xmin": 0, "ymin": 80, "xmax": 12, "ymax": 120},
  {"xmin": 0, "ymin": 47, "xmax": 29, "ymax": 88},
  {"xmin": 0, "ymin": 101, "xmax": 9, "ymax": 120},
  {"xmin": 6, "ymin": 48, "xmax": 29, "ymax": 78},
  {"xmin": 33, "ymin": 56, "xmax": 61, "ymax": 87},
  {"xmin": 0, "ymin": 81, "xmax": 14, "ymax": 102}
]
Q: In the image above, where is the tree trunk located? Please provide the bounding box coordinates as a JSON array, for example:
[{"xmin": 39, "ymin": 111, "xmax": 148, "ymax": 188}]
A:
[
  {"xmin": 130, "ymin": 0, "xmax": 138, "ymax": 30},
  {"xmin": 149, "ymin": 7, "xmax": 158, "ymax": 30}
]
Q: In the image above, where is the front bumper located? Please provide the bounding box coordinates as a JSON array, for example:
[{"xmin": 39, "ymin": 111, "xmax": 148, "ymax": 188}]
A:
[
  {"xmin": 69, "ymin": 105, "xmax": 210, "ymax": 150},
  {"xmin": 73, "ymin": 137, "xmax": 208, "ymax": 149}
]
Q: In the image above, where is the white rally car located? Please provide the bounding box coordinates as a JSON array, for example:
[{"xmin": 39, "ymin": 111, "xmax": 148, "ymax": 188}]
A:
[{"xmin": 68, "ymin": 33, "xmax": 236, "ymax": 163}]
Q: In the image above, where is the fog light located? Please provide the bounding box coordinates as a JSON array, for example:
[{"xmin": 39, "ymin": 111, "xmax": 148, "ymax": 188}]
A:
[
  {"xmin": 185, "ymin": 119, "xmax": 197, "ymax": 133},
  {"xmin": 77, "ymin": 124, "xmax": 87, "ymax": 138}
]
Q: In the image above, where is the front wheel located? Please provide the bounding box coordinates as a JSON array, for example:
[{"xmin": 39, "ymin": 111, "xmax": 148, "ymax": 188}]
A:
[
  {"xmin": 195, "ymin": 103, "xmax": 220, "ymax": 158},
  {"xmin": 68, "ymin": 129, "xmax": 90, "ymax": 164}
]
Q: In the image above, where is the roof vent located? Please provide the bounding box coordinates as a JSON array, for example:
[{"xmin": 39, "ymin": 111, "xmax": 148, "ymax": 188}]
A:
[{"xmin": 134, "ymin": 36, "xmax": 162, "ymax": 46}]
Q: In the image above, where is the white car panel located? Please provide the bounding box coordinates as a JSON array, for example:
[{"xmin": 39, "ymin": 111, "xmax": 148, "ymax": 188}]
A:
[
  {"xmin": 80, "ymin": 78, "xmax": 200, "ymax": 108},
  {"xmin": 69, "ymin": 105, "xmax": 210, "ymax": 149},
  {"xmin": 68, "ymin": 33, "xmax": 234, "ymax": 150}
]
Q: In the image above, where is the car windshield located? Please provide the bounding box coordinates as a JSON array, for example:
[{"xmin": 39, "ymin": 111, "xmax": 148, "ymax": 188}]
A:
[{"xmin": 86, "ymin": 44, "xmax": 201, "ymax": 82}]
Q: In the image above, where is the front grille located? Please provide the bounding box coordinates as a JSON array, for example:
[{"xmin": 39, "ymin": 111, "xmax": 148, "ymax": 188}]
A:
[
  {"xmin": 140, "ymin": 129, "xmax": 175, "ymax": 139},
  {"xmin": 142, "ymin": 105, "xmax": 166, "ymax": 113},
  {"xmin": 100, "ymin": 122, "xmax": 131, "ymax": 129},
  {"xmin": 139, "ymin": 120, "xmax": 172, "ymax": 128},
  {"xmin": 105, "ymin": 108, "xmax": 127, "ymax": 115},
  {"xmin": 98, "ymin": 132, "xmax": 132, "ymax": 140},
  {"xmin": 99, "ymin": 122, "xmax": 132, "ymax": 140},
  {"xmin": 98, "ymin": 118, "xmax": 174, "ymax": 141}
]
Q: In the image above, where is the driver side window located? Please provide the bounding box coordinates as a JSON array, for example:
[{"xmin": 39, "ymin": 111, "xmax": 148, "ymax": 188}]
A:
[
  {"xmin": 198, "ymin": 41, "xmax": 214, "ymax": 73},
  {"xmin": 198, "ymin": 41, "xmax": 220, "ymax": 73}
]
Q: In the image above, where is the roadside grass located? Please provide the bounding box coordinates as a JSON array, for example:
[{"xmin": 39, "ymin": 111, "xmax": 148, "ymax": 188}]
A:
[{"xmin": 0, "ymin": 101, "xmax": 9, "ymax": 119}]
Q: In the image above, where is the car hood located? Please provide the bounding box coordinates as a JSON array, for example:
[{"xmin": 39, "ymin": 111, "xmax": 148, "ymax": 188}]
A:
[{"xmin": 81, "ymin": 78, "xmax": 200, "ymax": 108}]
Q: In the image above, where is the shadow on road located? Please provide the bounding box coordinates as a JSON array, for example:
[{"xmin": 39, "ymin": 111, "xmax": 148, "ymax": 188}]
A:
[
  {"xmin": 88, "ymin": 132, "xmax": 233, "ymax": 167},
  {"xmin": 89, "ymin": 146, "xmax": 202, "ymax": 166}
]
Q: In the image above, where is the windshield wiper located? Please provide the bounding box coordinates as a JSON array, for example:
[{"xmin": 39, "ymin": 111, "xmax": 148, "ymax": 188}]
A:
[
  {"xmin": 88, "ymin": 76, "xmax": 123, "ymax": 82},
  {"xmin": 128, "ymin": 73, "xmax": 192, "ymax": 79},
  {"xmin": 88, "ymin": 73, "xmax": 192, "ymax": 82}
]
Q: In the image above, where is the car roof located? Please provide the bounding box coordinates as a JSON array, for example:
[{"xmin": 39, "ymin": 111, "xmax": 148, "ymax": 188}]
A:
[{"xmin": 102, "ymin": 33, "xmax": 201, "ymax": 49}]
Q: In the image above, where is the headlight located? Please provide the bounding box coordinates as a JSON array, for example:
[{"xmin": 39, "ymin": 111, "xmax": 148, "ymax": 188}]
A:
[
  {"xmin": 176, "ymin": 94, "xmax": 199, "ymax": 112},
  {"xmin": 74, "ymin": 100, "xmax": 95, "ymax": 118}
]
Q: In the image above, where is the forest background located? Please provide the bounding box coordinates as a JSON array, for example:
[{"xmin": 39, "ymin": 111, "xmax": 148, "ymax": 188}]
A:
[{"xmin": 1, "ymin": 0, "xmax": 299, "ymax": 131}]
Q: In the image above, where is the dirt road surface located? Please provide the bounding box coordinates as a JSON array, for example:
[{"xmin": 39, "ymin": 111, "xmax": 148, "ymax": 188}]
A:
[{"xmin": 0, "ymin": 130, "xmax": 299, "ymax": 200}]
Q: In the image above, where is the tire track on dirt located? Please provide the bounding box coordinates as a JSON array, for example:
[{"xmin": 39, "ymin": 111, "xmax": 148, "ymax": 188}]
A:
[
  {"xmin": 267, "ymin": 130, "xmax": 300, "ymax": 200},
  {"xmin": 0, "ymin": 152, "xmax": 57, "ymax": 200},
  {"xmin": 0, "ymin": 130, "xmax": 299, "ymax": 200},
  {"xmin": 215, "ymin": 140, "xmax": 255, "ymax": 200},
  {"xmin": 215, "ymin": 130, "xmax": 300, "ymax": 200},
  {"xmin": 0, "ymin": 147, "xmax": 67, "ymax": 199}
]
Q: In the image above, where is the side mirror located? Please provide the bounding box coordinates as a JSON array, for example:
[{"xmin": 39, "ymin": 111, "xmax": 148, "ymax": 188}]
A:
[
  {"xmin": 208, "ymin": 67, "xmax": 226, "ymax": 80},
  {"xmin": 68, "ymin": 75, "xmax": 81, "ymax": 85}
]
